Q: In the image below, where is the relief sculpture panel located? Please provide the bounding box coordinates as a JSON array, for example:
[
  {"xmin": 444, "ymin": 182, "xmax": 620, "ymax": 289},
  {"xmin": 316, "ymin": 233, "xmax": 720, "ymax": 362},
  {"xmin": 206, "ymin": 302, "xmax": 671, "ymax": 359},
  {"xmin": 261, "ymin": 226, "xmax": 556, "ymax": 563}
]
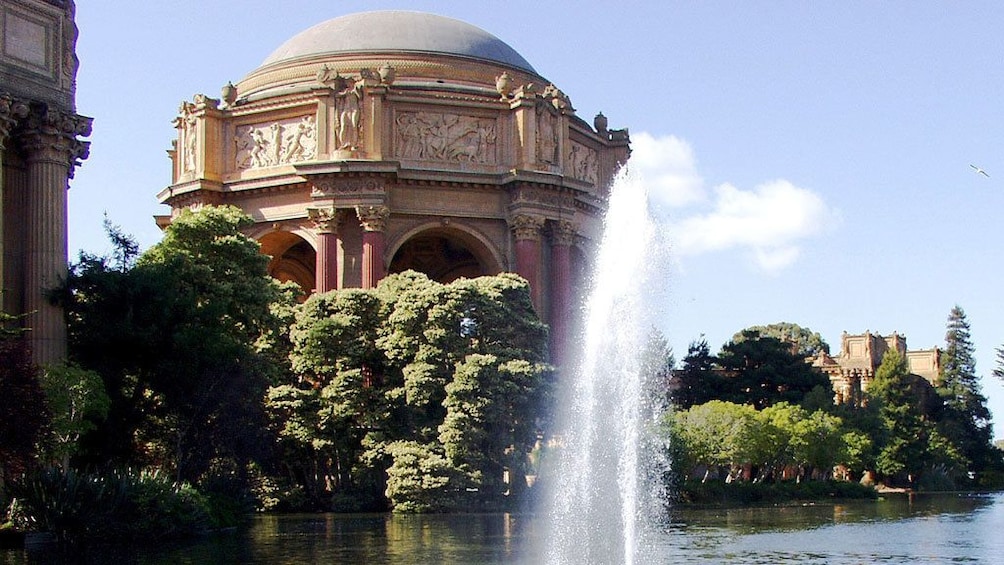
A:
[
  {"xmin": 568, "ymin": 142, "xmax": 598, "ymax": 184},
  {"xmin": 235, "ymin": 116, "xmax": 316, "ymax": 170},
  {"xmin": 395, "ymin": 111, "xmax": 497, "ymax": 164}
]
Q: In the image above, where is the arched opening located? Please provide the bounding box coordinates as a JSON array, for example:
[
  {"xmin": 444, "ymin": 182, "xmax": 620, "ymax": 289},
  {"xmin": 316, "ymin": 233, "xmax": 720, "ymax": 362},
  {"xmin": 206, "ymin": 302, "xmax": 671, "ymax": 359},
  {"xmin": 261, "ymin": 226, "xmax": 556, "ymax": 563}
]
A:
[
  {"xmin": 389, "ymin": 227, "xmax": 499, "ymax": 284},
  {"xmin": 259, "ymin": 231, "xmax": 316, "ymax": 297}
]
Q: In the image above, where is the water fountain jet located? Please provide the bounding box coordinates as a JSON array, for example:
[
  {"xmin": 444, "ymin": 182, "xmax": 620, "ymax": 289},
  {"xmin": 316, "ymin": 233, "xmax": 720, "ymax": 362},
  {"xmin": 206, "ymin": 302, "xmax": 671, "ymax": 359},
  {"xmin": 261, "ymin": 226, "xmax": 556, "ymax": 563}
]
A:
[{"xmin": 540, "ymin": 166, "xmax": 670, "ymax": 564}]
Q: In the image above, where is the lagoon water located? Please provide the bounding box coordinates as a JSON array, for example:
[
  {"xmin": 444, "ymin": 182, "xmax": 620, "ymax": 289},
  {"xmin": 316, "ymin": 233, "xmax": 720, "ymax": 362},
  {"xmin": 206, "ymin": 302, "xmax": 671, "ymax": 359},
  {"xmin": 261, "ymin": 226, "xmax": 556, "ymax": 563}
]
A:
[{"xmin": 6, "ymin": 492, "xmax": 1003, "ymax": 564}]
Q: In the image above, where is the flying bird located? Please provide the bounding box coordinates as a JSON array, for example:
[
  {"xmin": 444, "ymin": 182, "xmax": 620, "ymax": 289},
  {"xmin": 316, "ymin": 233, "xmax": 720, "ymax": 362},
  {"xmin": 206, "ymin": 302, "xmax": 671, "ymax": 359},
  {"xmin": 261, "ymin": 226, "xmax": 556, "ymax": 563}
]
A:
[{"xmin": 970, "ymin": 164, "xmax": 990, "ymax": 178}]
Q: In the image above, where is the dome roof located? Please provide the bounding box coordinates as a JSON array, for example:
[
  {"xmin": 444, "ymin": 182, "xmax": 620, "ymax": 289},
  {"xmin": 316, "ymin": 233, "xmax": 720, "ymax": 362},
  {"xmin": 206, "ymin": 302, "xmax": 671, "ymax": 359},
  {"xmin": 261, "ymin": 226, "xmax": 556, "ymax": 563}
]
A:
[{"xmin": 261, "ymin": 11, "xmax": 537, "ymax": 74}]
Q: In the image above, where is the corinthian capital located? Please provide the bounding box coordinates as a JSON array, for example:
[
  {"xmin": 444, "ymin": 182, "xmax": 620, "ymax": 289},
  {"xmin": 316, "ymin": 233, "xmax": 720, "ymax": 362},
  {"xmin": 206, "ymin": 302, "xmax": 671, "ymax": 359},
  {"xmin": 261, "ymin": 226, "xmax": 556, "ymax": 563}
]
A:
[
  {"xmin": 0, "ymin": 94, "xmax": 30, "ymax": 150},
  {"xmin": 356, "ymin": 205, "xmax": 390, "ymax": 232},
  {"xmin": 510, "ymin": 214, "xmax": 545, "ymax": 241},
  {"xmin": 551, "ymin": 220, "xmax": 577, "ymax": 247},
  {"xmin": 18, "ymin": 106, "xmax": 93, "ymax": 174},
  {"xmin": 307, "ymin": 206, "xmax": 344, "ymax": 234}
]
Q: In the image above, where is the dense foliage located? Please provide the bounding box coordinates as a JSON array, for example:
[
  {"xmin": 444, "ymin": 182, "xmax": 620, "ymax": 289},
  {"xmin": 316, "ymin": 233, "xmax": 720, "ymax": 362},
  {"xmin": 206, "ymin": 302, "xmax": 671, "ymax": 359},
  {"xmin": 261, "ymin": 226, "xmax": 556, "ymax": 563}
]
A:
[
  {"xmin": 270, "ymin": 271, "xmax": 550, "ymax": 512},
  {"xmin": 0, "ymin": 333, "xmax": 50, "ymax": 483},
  {"xmin": 6, "ymin": 468, "xmax": 230, "ymax": 544},
  {"xmin": 62, "ymin": 207, "xmax": 292, "ymax": 487},
  {"xmin": 671, "ymin": 329, "xmax": 829, "ymax": 410},
  {"xmin": 667, "ymin": 400, "xmax": 854, "ymax": 483},
  {"xmin": 668, "ymin": 317, "xmax": 1002, "ymax": 491}
]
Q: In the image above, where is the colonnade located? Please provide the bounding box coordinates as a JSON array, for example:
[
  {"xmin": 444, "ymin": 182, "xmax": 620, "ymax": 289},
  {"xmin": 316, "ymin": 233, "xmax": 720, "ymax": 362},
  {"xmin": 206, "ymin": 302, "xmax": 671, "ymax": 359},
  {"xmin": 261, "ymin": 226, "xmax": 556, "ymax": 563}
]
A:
[{"xmin": 511, "ymin": 213, "xmax": 576, "ymax": 365}]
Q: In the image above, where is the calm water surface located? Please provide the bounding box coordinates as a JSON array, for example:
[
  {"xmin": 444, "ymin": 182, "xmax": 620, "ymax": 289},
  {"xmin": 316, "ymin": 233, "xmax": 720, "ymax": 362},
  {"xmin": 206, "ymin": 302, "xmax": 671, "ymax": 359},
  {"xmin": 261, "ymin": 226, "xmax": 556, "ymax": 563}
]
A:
[{"xmin": 5, "ymin": 492, "xmax": 1003, "ymax": 564}]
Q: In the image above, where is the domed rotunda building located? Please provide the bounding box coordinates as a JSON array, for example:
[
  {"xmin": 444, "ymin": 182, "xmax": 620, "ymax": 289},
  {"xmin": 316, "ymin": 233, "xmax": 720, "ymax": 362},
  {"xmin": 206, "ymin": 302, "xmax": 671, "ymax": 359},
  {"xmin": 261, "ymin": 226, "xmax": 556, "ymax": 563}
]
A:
[{"xmin": 157, "ymin": 11, "xmax": 630, "ymax": 361}]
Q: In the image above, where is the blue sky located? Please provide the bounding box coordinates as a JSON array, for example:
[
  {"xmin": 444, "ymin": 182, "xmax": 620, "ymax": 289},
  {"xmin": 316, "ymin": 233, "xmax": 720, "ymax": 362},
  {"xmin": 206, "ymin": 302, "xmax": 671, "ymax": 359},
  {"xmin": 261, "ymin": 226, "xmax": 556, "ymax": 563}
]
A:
[{"xmin": 71, "ymin": 1, "xmax": 1004, "ymax": 438}]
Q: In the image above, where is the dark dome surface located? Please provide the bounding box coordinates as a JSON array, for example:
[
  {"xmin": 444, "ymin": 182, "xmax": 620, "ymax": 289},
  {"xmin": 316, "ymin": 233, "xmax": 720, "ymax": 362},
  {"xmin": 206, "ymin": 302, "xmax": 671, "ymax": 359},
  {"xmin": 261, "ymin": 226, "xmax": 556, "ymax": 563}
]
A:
[{"xmin": 261, "ymin": 11, "xmax": 536, "ymax": 73}]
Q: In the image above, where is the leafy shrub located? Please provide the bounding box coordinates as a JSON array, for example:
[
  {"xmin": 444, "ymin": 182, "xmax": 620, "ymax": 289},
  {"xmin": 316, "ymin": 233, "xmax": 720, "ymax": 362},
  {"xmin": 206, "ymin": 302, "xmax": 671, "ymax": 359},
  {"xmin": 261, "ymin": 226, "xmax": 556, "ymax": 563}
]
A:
[{"xmin": 7, "ymin": 467, "xmax": 220, "ymax": 543}]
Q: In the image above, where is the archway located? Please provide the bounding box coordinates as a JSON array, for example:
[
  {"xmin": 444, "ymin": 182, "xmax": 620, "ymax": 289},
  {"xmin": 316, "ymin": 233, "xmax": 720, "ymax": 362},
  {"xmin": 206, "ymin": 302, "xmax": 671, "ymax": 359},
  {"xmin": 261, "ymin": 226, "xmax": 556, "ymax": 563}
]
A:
[
  {"xmin": 259, "ymin": 231, "xmax": 316, "ymax": 296},
  {"xmin": 389, "ymin": 226, "xmax": 501, "ymax": 284}
]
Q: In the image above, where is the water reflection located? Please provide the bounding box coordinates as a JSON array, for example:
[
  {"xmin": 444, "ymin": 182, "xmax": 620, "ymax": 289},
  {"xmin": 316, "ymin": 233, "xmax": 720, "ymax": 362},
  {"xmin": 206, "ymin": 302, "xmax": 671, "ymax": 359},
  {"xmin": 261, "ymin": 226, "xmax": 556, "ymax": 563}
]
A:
[{"xmin": 4, "ymin": 493, "xmax": 1002, "ymax": 564}]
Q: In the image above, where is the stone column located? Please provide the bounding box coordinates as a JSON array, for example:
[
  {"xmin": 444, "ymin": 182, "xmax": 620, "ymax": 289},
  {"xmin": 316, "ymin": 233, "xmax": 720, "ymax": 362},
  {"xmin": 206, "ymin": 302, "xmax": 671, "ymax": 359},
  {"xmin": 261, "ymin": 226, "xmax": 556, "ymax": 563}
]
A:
[
  {"xmin": 308, "ymin": 206, "xmax": 343, "ymax": 292},
  {"xmin": 1, "ymin": 96, "xmax": 30, "ymax": 306},
  {"xmin": 356, "ymin": 205, "xmax": 389, "ymax": 289},
  {"xmin": 19, "ymin": 107, "xmax": 91, "ymax": 366},
  {"xmin": 510, "ymin": 214, "xmax": 544, "ymax": 312},
  {"xmin": 550, "ymin": 220, "xmax": 576, "ymax": 366}
]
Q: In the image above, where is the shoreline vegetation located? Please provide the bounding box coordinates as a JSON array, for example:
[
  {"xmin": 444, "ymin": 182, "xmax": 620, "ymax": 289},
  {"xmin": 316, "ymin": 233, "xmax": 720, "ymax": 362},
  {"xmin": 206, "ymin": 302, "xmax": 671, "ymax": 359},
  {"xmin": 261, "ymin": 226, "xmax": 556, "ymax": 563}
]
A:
[
  {"xmin": 3, "ymin": 207, "xmax": 1004, "ymax": 550},
  {"xmin": 675, "ymin": 479, "xmax": 880, "ymax": 506}
]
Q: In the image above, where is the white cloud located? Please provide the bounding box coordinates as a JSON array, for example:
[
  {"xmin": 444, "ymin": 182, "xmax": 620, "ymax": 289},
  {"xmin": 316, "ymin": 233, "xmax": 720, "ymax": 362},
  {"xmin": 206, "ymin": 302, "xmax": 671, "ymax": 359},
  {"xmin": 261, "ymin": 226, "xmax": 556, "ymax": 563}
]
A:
[
  {"xmin": 629, "ymin": 132, "xmax": 840, "ymax": 274},
  {"xmin": 629, "ymin": 132, "xmax": 705, "ymax": 208}
]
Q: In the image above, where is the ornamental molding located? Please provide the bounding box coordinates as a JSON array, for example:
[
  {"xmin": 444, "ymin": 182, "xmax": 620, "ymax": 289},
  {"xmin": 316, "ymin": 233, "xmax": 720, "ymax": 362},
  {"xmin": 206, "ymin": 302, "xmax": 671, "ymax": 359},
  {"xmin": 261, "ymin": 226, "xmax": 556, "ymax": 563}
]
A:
[
  {"xmin": 309, "ymin": 175, "xmax": 385, "ymax": 197},
  {"xmin": 509, "ymin": 186, "xmax": 575, "ymax": 209}
]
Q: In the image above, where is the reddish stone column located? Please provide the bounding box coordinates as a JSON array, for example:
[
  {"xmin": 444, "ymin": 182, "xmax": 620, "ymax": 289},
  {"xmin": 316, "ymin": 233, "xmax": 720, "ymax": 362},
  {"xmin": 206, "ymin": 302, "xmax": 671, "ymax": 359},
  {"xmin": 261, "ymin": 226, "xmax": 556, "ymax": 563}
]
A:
[
  {"xmin": 510, "ymin": 214, "xmax": 544, "ymax": 312},
  {"xmin": 0, "ymin": 96, "xmax": 30, "ymax": 317},
  {"xmin": 308, "ymin": 207, "xmax": 343, "ymax": 292},
  {"xmin": 20, "ymin": 108, "xmax": 92, "ymax": 366},
  {"xmin": 356, "ymin": 205, "xmax": 390, "ymax": 289},
  {"xmin": 550, "ymin": 220, "xmax": 576, "ymax": 366}
]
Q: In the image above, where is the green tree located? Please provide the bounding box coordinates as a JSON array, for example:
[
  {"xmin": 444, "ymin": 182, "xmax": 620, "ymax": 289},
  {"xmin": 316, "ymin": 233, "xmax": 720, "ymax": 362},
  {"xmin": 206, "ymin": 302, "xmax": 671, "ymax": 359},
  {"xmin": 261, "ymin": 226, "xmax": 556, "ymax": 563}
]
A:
[
  {"xmin": 732, "ymin": 322, "xmax": 830, "ymax": 358},
  {"xmin": 869, "ymin": 350, "xmax": 962, "ymax": 486},
  {"xmin": 64, "ymin": 206, "xmax": 294, "ymax": 485},
  {"xmin": 938, "ymin": 305, "xmax": 997, "ymax": 481},
  {"xmin": 38, "ymin": 364, "xmax": 110, "ymax": 469},
  {"xmin": 670, "ymin": 400, "xmax": 763, "ymax": 481},
  {"xmin": 279, "ymin": 289, "xmax": 393, "ymax": 509},
  {"xmin": 671, "ymin": 337, "xmax": 722, "ymax": 409},
  {"xmin": 717, "ymin": 330, "xmax": 830, "ymax": 409},
  {"xmin": 278, "ymin": 272, "xmax": 549, "ymax": 512}
]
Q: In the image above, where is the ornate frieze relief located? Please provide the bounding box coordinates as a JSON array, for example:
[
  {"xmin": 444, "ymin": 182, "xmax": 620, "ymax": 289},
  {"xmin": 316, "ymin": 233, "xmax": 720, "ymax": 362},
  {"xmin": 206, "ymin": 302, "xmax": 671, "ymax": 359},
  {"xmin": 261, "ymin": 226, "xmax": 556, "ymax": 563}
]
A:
[
  {"xmin": 235, "ymin": 116, "xmax": 317, "ymax": 170},
  {"xmin": 510, "ymin": 186, "xmax": 575, "ymax": 209},
  {"xmin": 395, "ymin": 111, "xmax": 497, "ymax": 164},
  {"xmin": 568, "ymin": 142, "xmax": 598, "ymax": 184},
  {"xmin": 310, "ymin": 176, "xmax": 383, "ymax": 197}
]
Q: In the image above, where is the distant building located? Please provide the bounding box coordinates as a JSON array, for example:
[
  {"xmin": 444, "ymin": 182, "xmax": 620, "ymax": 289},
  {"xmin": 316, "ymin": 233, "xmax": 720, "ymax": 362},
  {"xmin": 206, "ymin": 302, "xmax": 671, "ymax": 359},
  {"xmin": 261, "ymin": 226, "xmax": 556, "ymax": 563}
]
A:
[
  {"xmin": 1, "ymin": 0, "xmax": 91, "ymax": 365},
  {"xmin": 812, "ymin": 331, "xmax": 941, "ymax": 405},
  {"xmin": 156, "ymin": 11, "xmax": 630, "ymax": 363}
]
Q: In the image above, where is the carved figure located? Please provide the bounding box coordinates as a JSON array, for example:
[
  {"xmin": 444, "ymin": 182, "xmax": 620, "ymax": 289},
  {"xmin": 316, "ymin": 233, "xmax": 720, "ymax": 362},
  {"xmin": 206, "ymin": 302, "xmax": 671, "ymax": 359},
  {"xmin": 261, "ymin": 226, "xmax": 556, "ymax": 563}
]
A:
[
  {"xmin": 334, "ymin": 76, "xmax": 363, "ymax": 150},
  {"xmin": 175, "ymin": 101, "xmax": 199, "ymax": 173},
  {"xmin": 396, "ymin": 114, "xmax": 422, "ymax": 158},
  {"xmin": 536, "ymin": 106, "xmax": 558, "ymax": 165},
  {"xmin": 249, "ymin": 127, "xmax": 269, "ymax": 167},
  {"xmin": 284, "ymin": 116, "xmax": 315, "ymax": 162}
]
